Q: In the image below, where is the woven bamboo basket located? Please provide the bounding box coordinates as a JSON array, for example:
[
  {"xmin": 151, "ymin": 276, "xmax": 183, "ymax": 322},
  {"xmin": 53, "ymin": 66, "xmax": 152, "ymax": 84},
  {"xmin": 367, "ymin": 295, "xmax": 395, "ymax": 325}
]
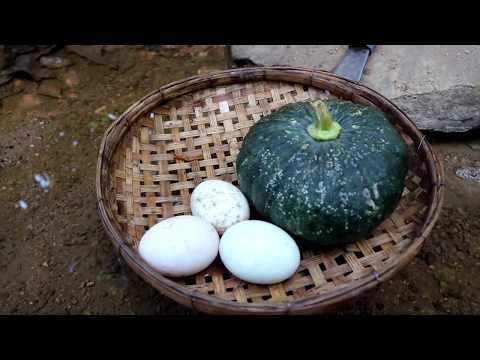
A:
[{"xmin": 96, "ymin": 67, "xmax": 444, "ymax": 315}]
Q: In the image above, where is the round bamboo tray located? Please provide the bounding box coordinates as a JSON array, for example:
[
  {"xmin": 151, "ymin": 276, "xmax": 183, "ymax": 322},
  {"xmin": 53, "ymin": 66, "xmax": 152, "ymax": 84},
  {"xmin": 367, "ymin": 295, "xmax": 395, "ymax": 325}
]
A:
[{"xmin": 96, "ymin": 67, "xmax": 444, "ymax": 315}]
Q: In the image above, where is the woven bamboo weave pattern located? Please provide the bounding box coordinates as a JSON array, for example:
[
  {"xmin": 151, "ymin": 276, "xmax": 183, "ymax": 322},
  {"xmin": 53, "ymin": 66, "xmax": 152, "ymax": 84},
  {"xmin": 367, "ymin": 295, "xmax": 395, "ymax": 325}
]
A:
[{"xmin": 107, "ymin": 80, "xmax": 431, "ymax": 305}]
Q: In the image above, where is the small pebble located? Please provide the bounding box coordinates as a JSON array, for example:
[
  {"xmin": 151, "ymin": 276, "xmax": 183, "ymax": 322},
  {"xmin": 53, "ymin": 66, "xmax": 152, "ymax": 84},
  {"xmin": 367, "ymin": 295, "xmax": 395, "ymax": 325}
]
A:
[
  {"xmin": 107, "ymin": 113, "xmax": 118, "ymax": 121},
  {"xmin": 456, "ymin": 167, "xmax": 480, "ymax": 182},
  {"xmin": 29, "ymin": 144, "xmax": 35, "ymax": 148},
  {"xmin": 149, "ymin": 112, "xmax": 155, "ymax": 119},
  {"xmin": 42, "ymin": 261, "xmax": 48, "ymax": 268},
  {"xmin": 72, "ymin": 140, "xmax": 79, "ymax": 147},
  {"xmin": 86, "ymin": 281, "xmax": 95, "ymax": 287},
  {"xmin": 17, "ymin": 200, "xmax": 28, "ymax": 209},
  {"xmin": 68, "ymin": 263, "xmax": 77, "ymax": 273},
  {"xmin": 59, "ymin": 131, "xmax": 65, "ymax": 137},
  {"xmin": 34, "ymin": 173, "xmax": 51, "ymax": 189},
  {"xmin": 40, "ymin": 56, "xmax": 72, "ymax": 69}
]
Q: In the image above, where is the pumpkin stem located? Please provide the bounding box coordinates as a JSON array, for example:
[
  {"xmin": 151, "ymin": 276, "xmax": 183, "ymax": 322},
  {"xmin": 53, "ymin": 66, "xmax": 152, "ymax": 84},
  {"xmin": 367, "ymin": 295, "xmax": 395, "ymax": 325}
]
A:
[{"xmin": 307, "ymin": 100, "xmax": 342, "ymax": 141}]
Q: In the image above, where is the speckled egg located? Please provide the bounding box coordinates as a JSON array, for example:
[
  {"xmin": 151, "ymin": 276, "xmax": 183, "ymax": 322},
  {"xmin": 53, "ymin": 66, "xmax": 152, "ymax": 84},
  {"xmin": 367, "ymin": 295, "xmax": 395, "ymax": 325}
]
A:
[
  {"xmin": 219, "ymin": 220, "xmax": 301, "ymax": 285},
  {"xmin": 138, "ymin": 215, "xmax": 219, "ymax": 277},
  {"xmin": 191, "ymin": 179, "xmax": 250, "ymax": 234}
]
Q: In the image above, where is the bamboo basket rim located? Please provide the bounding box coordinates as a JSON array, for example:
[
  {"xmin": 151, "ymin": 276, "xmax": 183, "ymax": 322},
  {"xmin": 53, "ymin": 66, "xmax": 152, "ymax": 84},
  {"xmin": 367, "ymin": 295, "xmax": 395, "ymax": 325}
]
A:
[{"xmin": 96, "ymin": 66, "xmax": 445, "ymax": 314}]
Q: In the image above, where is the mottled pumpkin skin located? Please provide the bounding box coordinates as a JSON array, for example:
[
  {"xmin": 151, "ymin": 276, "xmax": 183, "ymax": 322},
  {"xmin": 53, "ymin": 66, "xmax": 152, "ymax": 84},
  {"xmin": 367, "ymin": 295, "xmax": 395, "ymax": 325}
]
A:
[{"xmin": 236, "ymin": 100, "xmax": 409, "ymax": 246}]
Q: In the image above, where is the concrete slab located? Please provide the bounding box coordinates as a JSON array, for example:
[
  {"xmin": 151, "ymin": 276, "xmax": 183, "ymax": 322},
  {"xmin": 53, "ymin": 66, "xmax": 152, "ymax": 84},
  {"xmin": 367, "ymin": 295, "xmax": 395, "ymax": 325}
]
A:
[
  {"xmin": 232, "ymin": 45, "xmax": 480, "ymax": 98},
  {"xmin": 231, "ymin": 45, "xmax": 480, "ymax": 131},
  {"xmin": 232, "ymin": 45, "xmax": 344, "ymax": 73}
]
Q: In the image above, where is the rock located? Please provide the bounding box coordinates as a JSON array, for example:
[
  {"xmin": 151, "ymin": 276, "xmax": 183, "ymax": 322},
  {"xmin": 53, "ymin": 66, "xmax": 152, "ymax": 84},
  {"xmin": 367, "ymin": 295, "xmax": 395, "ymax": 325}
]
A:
[
  {"xmin": 3, "ymin": 93, "xmax": 43, "ymax": 111},
  {"xmin": 0, "ymin": 79, "xmax": 27, "ymax": 103},
  {"xmin": 231, "ymin": 45, "xmax": 480, "ymax": 93},
  {"xmin": 1, "ymin": 47, "xmax": 57, "ymax": 84},
  {"xmin": 231, "ymin": 46, "xmax": 480, "ymax": 132},
  {"xmin": 0, "ymin": 70, "xmax": 13, "ymax": 86},
  {"xmin": 455, "ymin": 167, "xmax": 480, "ymax": 182},
  {"xmin": 39, "ymin": 56, "xmax": 72, "ymax": 69},
  {"xmin": 231, "ymin": 45, "xmax": 343, "ymax": 70},
  {"xmin": 66, "ymin": 45, "xmax": 117, "ymax": 69},
  {"xmin": 110, "ymin": 47, "xmax": 137, "ymax": 73},
  {"xmin": 393, "ymin": 86, "xmax": 480, "ymax": 132},
  {"xmin": 62, "ymin": 70, "xmax": 80, "ymax": 88},
  {"xmin": 5, "ymin": 45, "xmax": 37, "ymax": 55},
  {"xmin": 37, "ymin": 79, "xmax": 63, "ymax": 98},
  {"xmin": 13, "ymin": 79, "xmax": 27, "ymax": 93}
]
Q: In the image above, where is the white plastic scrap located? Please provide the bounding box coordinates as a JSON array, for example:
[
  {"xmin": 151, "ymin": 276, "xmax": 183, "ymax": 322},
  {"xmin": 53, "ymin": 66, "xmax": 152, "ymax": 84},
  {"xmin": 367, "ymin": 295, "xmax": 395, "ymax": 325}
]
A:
[
  {"xmin": 17, "ymin": 200, "xmax": 28, "ymax": 209},
  {"xmin": 107, "ymin": 113, "xmax": 118, "ymax": 121},
  {"xmin": 149, "ymin": 112, "xmax": 155, "ymax": 119},
  {"xmin": 455, "ymin": 167, "xmax": 480, "ymax": 182},
  {"xmin": 34, "ymin": 173, "xmax": 51, "ymax": 189},
  {"xmin": 72, "ymin": 140, "xmax": 79, "ymax": 147}
]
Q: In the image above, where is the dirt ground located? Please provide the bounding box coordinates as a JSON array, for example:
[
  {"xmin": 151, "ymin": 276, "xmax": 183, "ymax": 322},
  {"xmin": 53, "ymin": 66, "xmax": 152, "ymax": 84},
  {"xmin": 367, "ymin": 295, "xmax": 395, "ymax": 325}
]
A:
[{"xmin": 1, "ymin": 45, "xmax": 479, "ymax": 315}]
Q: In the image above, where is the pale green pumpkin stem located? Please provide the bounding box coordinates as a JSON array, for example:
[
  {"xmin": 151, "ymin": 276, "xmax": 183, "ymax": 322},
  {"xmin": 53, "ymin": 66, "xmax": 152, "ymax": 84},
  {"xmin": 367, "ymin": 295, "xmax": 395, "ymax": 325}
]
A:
[{"xmin": 307, "ymin": 100, "xmax": 342, "ymax": 141}]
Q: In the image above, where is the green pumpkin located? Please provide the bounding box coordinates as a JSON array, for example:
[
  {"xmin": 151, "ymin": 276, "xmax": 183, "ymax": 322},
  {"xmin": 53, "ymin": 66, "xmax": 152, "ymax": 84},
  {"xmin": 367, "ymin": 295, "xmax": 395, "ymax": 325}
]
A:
[{"xmin": 236, "ymin": 99, "xmax": 409, "ymax": 246}]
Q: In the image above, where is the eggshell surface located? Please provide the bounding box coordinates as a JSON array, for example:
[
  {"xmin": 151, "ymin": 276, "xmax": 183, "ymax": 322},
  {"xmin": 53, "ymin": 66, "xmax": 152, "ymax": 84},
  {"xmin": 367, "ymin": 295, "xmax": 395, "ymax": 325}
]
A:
[
  {"xmin": 191, "ymin": 179, "xmax": 250, "ymax": 234},
  {"xmin": 138, "ymin": 215, "xmax": 219, "ymax": 277},
  {"xmin": 219, "ymin": 220, "xmax": 301, "ymax": 285}
]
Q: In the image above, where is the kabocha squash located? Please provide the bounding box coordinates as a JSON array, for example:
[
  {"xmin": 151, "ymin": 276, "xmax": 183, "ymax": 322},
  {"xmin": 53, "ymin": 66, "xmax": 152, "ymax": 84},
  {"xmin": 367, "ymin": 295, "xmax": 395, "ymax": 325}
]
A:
[{"xmin": 236, "ymin": 99, "xmax": 409, "ymax": 246}]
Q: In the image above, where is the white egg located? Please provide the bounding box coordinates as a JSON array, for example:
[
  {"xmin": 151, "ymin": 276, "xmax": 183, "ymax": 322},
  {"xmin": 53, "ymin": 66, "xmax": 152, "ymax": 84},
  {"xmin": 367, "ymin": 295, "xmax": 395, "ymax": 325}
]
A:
[
  {"xmin": 138, "ymin": 215, "xmax": 219, "ymax": 277},
  {"xmin": 219, "ymin": 220, "xmax": 301, "ymax": 285},
  {"xmin": 191, "ymin": 179, "xmax": 250, "ymax": 234}
]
